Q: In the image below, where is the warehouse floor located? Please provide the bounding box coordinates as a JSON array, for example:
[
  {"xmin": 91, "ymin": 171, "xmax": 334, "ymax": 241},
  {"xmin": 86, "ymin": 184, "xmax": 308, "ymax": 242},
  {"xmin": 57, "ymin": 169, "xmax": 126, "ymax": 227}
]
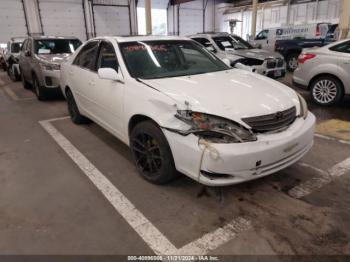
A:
[{"xmin": 1, "ymin": 70, "xmax": 350, "ymax": 256}]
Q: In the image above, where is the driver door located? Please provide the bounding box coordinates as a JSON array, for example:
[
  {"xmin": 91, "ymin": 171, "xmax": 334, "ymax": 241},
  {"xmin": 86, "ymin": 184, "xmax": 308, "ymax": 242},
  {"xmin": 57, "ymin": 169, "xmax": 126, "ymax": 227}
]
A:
[{"xmin": 89, "ymin": 41, "xmax": 125, "ymax": 137}]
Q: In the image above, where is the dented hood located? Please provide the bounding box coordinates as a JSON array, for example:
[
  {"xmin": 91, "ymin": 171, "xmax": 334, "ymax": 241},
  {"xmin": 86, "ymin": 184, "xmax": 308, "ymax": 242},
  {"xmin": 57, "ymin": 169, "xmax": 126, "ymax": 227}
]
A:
[
  {"xmin": 142, "ymin": 69, "xmax": 299, "ymax": 122},
  {"xmin": 226, "ymin": 48, "xmax": 283, "ymax": 61}
]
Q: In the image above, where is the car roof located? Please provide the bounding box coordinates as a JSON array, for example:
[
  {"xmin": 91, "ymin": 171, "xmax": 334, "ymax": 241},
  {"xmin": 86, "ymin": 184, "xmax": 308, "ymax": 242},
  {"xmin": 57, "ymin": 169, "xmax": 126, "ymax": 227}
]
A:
[
  {"xmin": 187, "ymin": 32, "xmax": 232, "ymax": 38},
  {"xmin": 93, "ymin": 35, "xmax": 192, "ymax": 43},
  {"xmin": 30, "ymin": 35, "xmax": 81, "ymax": 40}
]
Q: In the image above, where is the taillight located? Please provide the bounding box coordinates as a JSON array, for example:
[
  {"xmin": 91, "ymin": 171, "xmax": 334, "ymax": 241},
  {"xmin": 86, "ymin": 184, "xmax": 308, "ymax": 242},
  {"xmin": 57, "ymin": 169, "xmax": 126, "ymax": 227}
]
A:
[
  {"xmin": 298, "ymin": 53, "xmax": 316, "ymax": 64},
  {"xmin": 316, "ymin": 24, "xmax": 321, "ymax": 37}
]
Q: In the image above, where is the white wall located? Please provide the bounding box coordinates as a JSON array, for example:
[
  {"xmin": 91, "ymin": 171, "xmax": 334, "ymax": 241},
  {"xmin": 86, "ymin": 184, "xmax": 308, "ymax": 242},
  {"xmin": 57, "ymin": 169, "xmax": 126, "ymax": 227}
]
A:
[
  {"xmin": 167, "ymin": 0, "xmax": 216, "ymax": 36},
  {"xmin": 137, "ymin": 0, "xmax": 168, "ymax": 35},
  {"xmin": 216, "ymin": 0, "xmax": 341, "ymax": 39}
]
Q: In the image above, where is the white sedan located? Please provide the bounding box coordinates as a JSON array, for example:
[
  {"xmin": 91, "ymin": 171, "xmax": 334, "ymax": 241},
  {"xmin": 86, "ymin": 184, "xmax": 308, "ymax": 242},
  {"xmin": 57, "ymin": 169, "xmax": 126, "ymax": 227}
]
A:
[{"xmin": 60, "ymin": 36, "xmax": 315, "ymax": 186}]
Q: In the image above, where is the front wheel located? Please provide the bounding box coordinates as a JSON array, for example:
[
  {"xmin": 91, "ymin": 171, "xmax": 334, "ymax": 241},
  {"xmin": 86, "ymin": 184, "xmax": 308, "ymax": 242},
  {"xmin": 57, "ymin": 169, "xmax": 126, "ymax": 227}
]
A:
[
  {"xmin": 7, "ymin": 64, "xmax": 20, "ymax": 81},
  {"xmin": 310, "ymin": 76, "xmax": 343, "ymax": 106},
  {"xmin": 130, "ymin": 121, "xmax": 178, "ymax": 184},
  {"xmin": 66, "ymin": 89, "xmax": 90, "ymax": 124},
  {"xmin": 33, "ymin": 75, "xmax": 47, "ymax": 101},
  {"xmin": 286, "ymin": 53, "xmax": 299, "ymax": 72}
]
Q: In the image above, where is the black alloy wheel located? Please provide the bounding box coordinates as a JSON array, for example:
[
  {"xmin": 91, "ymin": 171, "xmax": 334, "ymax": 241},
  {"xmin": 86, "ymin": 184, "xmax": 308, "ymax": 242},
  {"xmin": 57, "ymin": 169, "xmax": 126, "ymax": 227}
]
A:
[{"xmin": 130, "ymin": 121, "xmax": 178, "ymax": 184}]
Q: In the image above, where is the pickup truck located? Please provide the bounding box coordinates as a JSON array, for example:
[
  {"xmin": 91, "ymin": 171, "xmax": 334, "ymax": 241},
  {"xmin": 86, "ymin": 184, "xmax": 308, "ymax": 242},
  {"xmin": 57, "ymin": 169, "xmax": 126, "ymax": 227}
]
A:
[{"xmin": 275, "ymin": 38, "xmax": 334, "ymax": 72}]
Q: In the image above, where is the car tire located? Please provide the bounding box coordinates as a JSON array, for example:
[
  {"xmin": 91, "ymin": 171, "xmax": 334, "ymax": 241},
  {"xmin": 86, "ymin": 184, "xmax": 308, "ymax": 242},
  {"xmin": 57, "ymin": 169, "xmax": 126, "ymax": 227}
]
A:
[
  {"xmin": 7, "ymin": 64, "xmax": 19, "ymax": 82},
  {"xmin": 130, "ymin": 121, "xmax": 178, "ymax": 185},
  {"xmin": 66, "ymin": 89, "xmax": 91, "ymax": 124},
  {"xmin": 310, "ymin": 76, "xmax": 343, "ymax": 106},
  {"xmin": 21, "ymin": 70, "xmax": 31, "ymax": 89},
  {"xmin": 33, "ymin": 75, "xmax": 47, "ymax": 101},
  {"xmin": 286, "ymin": 53, "xmax": 299, "ymax": 72}
]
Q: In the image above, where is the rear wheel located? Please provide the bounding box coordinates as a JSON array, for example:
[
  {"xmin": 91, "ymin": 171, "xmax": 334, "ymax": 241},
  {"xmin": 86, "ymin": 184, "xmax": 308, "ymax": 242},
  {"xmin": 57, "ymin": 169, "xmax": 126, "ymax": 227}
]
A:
[
  {"xmin": 21, "ymin": 70, "xmax": 31, "ymax": 89},
  {"xmin": 33, "ymin": 75, "xmax": 47, "ymax": 101},
  {"xmin": 286, "ymin": 53, "xmax": 299, "ymax": 72},
  {"xmin": 310, "ymin": 76, "xmax": 343, "ymax": 106},
  {"xmin": 7, "ymin": 64, "xmax": 20, "ymax": 81},
  {"xmin": 130, "ymin": 121, "xmax": 178, "ymax": 184},
  {"xmin": 66, "ymin": 89, "xmax": 90, "ymax": 124}
]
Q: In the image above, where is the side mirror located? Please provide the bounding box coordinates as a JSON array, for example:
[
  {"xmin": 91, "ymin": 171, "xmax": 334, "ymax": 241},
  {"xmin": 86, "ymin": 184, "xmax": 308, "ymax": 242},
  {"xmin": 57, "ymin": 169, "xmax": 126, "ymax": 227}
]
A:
[
  {"xmin": 98, "ymin": 68, "xmax": 124, "ymax": 83},
  {"xmin": 222, "ymin": 58, "xmax": 231, "ymax": 67},
  {"xmin": 25, "ymin": 50, "xmax": 31, "ymax": 57}
]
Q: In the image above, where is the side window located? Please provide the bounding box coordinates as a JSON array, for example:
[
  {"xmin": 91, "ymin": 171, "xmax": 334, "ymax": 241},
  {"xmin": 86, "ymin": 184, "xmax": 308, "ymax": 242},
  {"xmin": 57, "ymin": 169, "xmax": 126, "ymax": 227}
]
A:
[
  {"xmin": 73, "ymin": 41, "xmax": 100, "ymax": 71},
  {"xmin": 256, "ymin": 30, "xmax": 268, "ymax": 40},
  {"xmin": 329, "ymin": 41, "xmax": 350, "ymax": 54},
  {"xmin": 97, "ymin": 41, "xmax": 119, "ymax": 72},
  {"xmin": 21, "ymin": 40, "xmax": 27, "ymax": 51}
]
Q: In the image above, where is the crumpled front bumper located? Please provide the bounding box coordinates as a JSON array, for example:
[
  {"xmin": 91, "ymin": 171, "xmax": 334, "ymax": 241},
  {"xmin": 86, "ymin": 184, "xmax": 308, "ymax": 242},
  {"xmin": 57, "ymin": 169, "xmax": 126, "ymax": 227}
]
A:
[{"xmin": 163, "ymin": 112, "xmax": 316, "ymax": 186}]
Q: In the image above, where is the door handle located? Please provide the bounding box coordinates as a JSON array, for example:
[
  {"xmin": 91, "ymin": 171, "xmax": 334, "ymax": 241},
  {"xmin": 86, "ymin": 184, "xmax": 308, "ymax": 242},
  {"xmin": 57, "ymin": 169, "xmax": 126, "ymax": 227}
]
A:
[{"xmin": 344, "ymin": 61, "xmax": 350, "ymax": 64}]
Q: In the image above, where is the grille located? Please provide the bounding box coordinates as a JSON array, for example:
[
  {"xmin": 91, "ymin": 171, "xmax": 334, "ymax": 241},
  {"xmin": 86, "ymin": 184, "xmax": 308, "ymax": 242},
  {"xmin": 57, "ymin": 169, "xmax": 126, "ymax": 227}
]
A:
[
  {"xmin": 266, "ymin": 59, "xmax": 276, "ymax": 68},
  {"xmin": 242, "ymin": 106, "xmax": 297, "ymax": 133},
  {"xmin": 276, "ymin": 58, "xmax": 284, "ymax": 67}
]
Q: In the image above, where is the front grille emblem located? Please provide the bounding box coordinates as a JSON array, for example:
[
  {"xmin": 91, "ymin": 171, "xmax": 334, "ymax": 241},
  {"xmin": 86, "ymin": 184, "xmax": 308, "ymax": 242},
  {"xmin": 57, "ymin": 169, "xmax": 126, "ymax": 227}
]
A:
[{"xmin": 275, "ymin": 111, "xmax": 284, "ymax": 120}]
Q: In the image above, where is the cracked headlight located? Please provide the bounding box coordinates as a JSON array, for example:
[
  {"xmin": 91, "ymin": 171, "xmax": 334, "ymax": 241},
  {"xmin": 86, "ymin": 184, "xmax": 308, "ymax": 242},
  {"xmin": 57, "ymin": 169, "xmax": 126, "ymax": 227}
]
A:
[
  {"xmin": 174, "ymin": 110, "xmax": 257, "ymax": 143},
  {"xmin": 297, "ymin": 93, "xmax": 308, "ymax": 119},
  {"xmin": 39, "ymin": 61, "xmax": 60, "ymax": 71}
]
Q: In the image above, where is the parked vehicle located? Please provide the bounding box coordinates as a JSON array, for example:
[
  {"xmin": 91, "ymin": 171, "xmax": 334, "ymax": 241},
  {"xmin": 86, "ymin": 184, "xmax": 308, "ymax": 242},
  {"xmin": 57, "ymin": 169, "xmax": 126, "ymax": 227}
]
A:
[
  {"xmin": 189, "ymin": 33, "xmax": 286, "ymax": 79},
  {"xmin": 275, "ymin": 38, "xmax": 334, "ymax": 71},
  {"xmin": 18, "ymin": 36, "xmax": 82, "ymax": 100},
  {"xmin": 250, "ymin": 23, "xmax": 336, "ymax": 51},
  {"xmin": 5, "ymin": 37, "xmax": 25, "ymax": 81},
  {"xmin": 60, "ymin": 36, "xmax": 315, "ymax": 186},
  {"xmin": 293, "ymin": 39, "xmax": 350, "ymax": 106},
  {"xmin": 0, "ymin": 48, "xmax": 7, "ymax": 70}
]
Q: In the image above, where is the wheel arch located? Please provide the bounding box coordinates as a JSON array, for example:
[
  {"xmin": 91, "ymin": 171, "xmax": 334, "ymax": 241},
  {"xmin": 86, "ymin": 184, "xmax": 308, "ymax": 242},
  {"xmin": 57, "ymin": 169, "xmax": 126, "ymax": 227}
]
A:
[
  {"xmin": 308, "ymin": 73, "xmax": 344, "ymax": 92},
  {"xmin": 128, "ymin": 114, "xmax": 160, "ymax": 138}
]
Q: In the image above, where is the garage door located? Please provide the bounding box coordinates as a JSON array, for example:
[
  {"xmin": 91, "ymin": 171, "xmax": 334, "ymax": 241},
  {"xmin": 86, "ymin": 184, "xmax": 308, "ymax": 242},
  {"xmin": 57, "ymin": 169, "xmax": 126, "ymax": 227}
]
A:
[
  {"xmin": 0, "ymin": 0, "xmax": 27, "ymax": 43},
  {"xmin": 93, "ymin": 3, "xmax": 131, "ymax": 36},
  {"xmin": 179, "ymin": 2, "xmax": 203, "ymax": 36},
  {"xmin": 38, "ymin": 0, "xmax": 86, "ymax": 41}
]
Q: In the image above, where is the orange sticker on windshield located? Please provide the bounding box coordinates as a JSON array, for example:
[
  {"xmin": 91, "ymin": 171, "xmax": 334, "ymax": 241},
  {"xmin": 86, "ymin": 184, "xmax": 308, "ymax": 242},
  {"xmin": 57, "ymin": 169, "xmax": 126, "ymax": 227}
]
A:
[{"xmin": 123, "ymin": 44, "xmax": 168, "ymax": 52}]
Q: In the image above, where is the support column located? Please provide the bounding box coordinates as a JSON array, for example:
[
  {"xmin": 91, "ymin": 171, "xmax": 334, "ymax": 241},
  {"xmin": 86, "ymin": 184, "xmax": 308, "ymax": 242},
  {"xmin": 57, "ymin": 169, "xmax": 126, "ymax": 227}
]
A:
[
  {"xmin": 83, "ymin": 0, "xmax": 94, "ymax": 39},
  {"xmin": 22, "ymin": 0, "xmax": 42, "ymax": 36},
  {"xmin": 145, "ymin": 0, "xmax": 152, "ymax": 35},
  {"xmin": 338, "ymin": 0, "xmax": 350, "ymax": 39},
  {"xmin": 129, "ymin": 0, "xmax": 138, "ymax": 35},
  {"xmin": 251, "ymin": 0, "xmax": 258, "ymax": 38}
]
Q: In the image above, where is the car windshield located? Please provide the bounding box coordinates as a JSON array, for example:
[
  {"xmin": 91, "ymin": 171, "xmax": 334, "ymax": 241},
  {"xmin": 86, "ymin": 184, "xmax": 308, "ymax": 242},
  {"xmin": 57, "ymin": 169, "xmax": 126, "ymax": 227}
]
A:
[
  {"xmin": 34, "ymin": 39, "xmax": 82, "ymax": 55},
  {"xmin": 212, "ymin": 36, "xmax": 251, "ymax": 51},
  {"xmin": 119, "ymin": 40, "xmax": 229, "ymax": 79},
  {"xmin": 11, "ymin": 42, "xmax": 22, "ymax": 53}
]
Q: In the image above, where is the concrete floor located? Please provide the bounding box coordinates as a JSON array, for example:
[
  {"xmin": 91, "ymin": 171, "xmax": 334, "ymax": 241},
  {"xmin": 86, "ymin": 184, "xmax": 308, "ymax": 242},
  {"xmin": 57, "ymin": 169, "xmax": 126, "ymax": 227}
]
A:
[{"xmin": 0, "ymin": 70, "xmax": 350, "ymax": 257}]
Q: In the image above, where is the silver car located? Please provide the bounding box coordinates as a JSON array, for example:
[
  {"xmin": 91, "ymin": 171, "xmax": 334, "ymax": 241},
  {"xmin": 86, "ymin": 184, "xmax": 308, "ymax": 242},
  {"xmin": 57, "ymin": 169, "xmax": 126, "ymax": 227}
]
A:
[
  {"xmin": 293, "ymin": 39, "xmax": 350, "ymax": 106},
  {"xmin": 18, "ymin": 36, "xmax": 82, "ymax": 100},
  {"xmin": 189, "ymin": 32, "xmax": 286, "ymax": 79}
]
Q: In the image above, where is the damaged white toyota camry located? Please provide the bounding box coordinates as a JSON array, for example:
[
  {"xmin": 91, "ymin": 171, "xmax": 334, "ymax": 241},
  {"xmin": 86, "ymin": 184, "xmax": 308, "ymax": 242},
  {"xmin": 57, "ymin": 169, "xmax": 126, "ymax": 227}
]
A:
[{"xmin": 60, "ymin": 36, "xmax": 315, "ymax": 186}]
